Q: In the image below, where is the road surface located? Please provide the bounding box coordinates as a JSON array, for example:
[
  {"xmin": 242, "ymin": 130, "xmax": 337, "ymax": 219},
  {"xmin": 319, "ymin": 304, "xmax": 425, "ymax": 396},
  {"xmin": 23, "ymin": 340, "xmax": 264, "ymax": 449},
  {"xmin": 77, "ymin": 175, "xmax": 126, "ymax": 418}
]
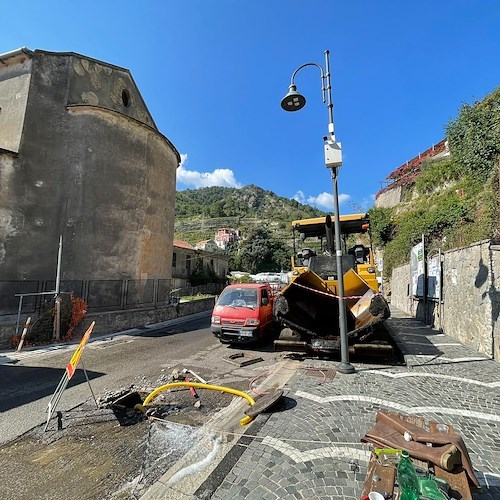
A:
[{"xmin": 0, "ymin": 312, "xmax": 283, "ymax": 444}]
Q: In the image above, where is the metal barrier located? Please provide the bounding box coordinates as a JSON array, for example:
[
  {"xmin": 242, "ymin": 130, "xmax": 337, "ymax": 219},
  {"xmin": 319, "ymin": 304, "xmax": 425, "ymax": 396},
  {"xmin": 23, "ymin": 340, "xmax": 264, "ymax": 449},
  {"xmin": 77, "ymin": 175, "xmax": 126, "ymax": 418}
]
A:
[{"xmin": 0, "ymin": 278, "xmax": 177, "ymax": 316}]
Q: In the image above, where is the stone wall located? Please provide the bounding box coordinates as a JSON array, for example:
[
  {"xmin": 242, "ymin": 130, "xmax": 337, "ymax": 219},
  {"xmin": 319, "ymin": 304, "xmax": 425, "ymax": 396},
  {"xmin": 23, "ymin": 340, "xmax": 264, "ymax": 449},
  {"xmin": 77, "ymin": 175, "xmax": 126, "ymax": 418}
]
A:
[
  {"xmin": 442, "ymin": 241, "xmax": 496, "ymax": 357},
  {"xmin": 389, "ymin": 263, "xmax": 412, "ymax": 313},
  {"xmin": 375, "ymin": 186, "xmax": 402, "ymax": 208},
  {"xmin": 390, "ymin": 240, "xmax": 499, "ymax": 360}
]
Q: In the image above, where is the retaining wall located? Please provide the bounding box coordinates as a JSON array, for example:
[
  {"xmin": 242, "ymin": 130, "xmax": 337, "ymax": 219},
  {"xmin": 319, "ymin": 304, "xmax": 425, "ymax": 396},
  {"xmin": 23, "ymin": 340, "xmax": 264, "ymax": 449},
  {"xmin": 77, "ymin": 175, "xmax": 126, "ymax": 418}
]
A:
[{"xmin": 390, "ymin": 240, "xmax": 500, "ymax": 361}]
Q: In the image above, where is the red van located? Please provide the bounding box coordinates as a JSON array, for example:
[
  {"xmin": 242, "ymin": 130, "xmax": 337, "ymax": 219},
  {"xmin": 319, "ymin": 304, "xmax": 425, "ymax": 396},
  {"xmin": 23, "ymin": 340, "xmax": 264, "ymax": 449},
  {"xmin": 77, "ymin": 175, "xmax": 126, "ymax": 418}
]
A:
[{"xmin": 211, "ymin": 283, "xmax": 275, "ymax": 344}]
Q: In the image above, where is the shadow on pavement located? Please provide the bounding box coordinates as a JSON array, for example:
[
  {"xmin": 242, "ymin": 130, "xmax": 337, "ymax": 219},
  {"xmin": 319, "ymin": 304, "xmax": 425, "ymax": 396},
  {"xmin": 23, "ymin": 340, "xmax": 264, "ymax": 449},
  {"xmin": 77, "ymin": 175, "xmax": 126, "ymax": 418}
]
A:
[{"xmin": 0, "ymin": 364, "xmax": 105, "ymax": 413}]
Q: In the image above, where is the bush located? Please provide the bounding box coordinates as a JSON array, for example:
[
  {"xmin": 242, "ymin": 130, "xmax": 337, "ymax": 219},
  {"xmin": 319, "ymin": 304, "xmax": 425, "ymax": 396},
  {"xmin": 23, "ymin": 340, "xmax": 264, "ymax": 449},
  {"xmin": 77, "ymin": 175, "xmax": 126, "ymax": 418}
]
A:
[{"xmin": 446, "ymin": 87, "xmax": 500, "ymax": 179}]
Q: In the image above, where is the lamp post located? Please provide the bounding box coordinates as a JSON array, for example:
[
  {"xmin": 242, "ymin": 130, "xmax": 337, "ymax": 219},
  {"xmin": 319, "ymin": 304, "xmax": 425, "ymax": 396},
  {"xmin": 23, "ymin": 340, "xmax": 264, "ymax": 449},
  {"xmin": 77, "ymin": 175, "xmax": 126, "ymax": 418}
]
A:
[{"xmin": 281, "ymin": 50, "xmax": 355, "ymax": 374}]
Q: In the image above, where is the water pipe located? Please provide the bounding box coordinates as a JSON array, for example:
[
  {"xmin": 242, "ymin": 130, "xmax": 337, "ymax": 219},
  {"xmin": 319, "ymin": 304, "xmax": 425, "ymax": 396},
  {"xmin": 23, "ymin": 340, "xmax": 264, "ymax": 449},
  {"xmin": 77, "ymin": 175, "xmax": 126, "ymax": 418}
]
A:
[{"xmin": 143, "ymin": 381, "xmax": 255, "ymax": 426}]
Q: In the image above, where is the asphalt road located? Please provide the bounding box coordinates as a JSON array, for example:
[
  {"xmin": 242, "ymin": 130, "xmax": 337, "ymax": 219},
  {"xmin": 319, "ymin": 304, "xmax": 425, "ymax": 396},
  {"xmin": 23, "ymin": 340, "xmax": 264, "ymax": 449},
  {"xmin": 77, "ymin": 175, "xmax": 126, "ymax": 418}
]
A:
[{"xmin": 0, "ymin": 312, "xmax": 283, "ymax": 445}]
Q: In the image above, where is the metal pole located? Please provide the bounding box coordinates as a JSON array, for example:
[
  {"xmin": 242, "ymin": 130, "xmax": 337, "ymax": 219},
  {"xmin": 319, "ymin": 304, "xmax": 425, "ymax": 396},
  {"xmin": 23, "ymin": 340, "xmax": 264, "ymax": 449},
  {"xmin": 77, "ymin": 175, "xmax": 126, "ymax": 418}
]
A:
[
  {"xmin": 324, "ymin": 50, "xmax": 354, "ymax": 374},
  {"xmin": 55, "ymin": 235, "xmax": 62, "ymax": 295},
  {"xmin": 53, "ymin": 235, "xmax": 63, "ymax": 341},
  {"xmin": 15, "ymin": 295, "xmax": 24, "ymax": 337},
  {"xmin": 330, "ymin": 169, "xmax": 354, "ymax": 373}
]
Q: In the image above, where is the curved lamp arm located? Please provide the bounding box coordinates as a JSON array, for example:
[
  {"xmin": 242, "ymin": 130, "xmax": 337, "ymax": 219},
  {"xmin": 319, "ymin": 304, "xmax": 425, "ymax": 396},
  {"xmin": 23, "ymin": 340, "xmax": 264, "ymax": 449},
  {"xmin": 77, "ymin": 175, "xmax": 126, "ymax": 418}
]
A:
[{"xmin": 290, "ymin": 62, "xmax": 326, "ymax": 104}]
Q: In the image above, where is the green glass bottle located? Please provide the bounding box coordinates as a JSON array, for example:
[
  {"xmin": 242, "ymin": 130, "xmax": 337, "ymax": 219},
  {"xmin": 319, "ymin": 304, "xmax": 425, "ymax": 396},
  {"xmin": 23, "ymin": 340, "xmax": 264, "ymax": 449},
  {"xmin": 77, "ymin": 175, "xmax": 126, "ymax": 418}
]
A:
[{"xmin": 397, "ymin": 450, "xmax": 419, "ymax": 500}]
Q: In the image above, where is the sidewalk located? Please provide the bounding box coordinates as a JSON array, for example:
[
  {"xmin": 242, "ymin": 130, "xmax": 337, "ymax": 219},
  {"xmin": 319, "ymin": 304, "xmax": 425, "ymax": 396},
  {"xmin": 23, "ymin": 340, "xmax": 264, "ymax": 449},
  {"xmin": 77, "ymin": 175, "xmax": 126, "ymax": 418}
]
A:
[{"xmin": 196, "ymin": 307, "xmax": 500, "ymax": 499}]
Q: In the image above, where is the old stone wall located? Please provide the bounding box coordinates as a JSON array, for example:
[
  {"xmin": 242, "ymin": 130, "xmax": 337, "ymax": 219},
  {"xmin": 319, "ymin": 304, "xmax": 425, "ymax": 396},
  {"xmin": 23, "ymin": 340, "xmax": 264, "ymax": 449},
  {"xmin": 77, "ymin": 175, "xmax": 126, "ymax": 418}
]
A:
[
  {"xmin": 375, "ymin": 186, "xmax": 402, "ymax": 208},
  {"xmin": 442, "ymin": 241, "xmax": 495, "ymax": 357},
  {"xmin": 390, "ymin": 240, "xmax": 499, "ymax": 360},
  {"xmin": 389, "ymin": 263, "xmax": 412, "ymax": 313}
]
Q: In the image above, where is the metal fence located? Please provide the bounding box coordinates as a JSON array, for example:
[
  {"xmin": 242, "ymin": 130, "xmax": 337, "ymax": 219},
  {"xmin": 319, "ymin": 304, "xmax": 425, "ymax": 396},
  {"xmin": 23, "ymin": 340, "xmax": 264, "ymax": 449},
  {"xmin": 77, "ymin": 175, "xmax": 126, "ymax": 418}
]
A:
[
  {"xmin": 170, "ymin": 282, "xmax": 225, "ymax": 302},
  {"xmin": 0, "ymin": 278, "xmax": 177, "ymax": 316}
]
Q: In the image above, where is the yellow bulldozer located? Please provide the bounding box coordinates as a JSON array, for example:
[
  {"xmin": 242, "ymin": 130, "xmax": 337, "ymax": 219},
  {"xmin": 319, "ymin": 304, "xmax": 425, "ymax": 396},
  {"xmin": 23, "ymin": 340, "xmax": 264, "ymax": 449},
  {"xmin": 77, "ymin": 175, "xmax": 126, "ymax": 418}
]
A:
[{"xmin": 273, "ymin": 213, "xmax": 390, "ymax": 356}]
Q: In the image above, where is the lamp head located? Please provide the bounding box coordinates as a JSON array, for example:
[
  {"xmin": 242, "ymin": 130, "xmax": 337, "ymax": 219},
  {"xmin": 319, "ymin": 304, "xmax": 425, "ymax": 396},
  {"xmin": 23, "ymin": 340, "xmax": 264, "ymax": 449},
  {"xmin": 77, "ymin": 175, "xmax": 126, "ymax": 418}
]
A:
[{"xmin": 281, "ymin": 84, "xmax": 306, "ymax": 111}]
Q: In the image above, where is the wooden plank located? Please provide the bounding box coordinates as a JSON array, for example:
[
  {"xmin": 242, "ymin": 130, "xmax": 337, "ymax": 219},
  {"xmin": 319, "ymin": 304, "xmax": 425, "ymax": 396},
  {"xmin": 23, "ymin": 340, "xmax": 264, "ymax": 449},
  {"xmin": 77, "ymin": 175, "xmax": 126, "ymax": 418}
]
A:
[
  {"xmin": 361, "ymin": 453, "xmax": 396, "ymax": 497},
  {"xmin": 429, "ymin": 421, "xmax": 472, "ymax": 500}
]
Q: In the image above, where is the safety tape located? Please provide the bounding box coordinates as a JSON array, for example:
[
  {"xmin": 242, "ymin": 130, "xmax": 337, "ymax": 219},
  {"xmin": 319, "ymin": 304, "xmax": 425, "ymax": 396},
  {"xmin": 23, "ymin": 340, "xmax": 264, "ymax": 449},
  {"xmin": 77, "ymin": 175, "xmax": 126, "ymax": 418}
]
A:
[{"xmin": 289, "ymin": 280, "xmax": 381, "ymax": 300}]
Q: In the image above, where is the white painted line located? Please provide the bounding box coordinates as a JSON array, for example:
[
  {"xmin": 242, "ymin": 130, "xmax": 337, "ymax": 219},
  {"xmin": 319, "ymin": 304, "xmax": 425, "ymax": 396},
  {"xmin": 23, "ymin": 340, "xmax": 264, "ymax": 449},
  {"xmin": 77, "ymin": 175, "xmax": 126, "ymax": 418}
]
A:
[
  {"xmin": 412, "ymin": 355, "xmax": 488, "ymax": 363},
  {"xmin": 363, "ymin": 370, "xmax": 500, "ymax": 388},
  {"xmin": 262, "ymin": 436, "xmax": 371, "ymax": 464},
  {"xmin": 295, "ymin": 391, "xmax": 500, "ymax": 423},
  {"xmin": 404, "ymin": 341, "xmax": 462, "ymax": 346},
  {"xmin": 399, "ymin": 332, "xmax": 446, "ymax": 338}
]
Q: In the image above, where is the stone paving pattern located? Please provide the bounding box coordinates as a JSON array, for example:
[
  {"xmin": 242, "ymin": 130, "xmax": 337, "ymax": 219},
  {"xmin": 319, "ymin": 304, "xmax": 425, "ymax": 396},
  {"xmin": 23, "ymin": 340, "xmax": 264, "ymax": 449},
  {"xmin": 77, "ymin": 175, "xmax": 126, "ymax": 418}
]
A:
[{"xmin": 211, "ymin": 307, "xmax": 500, "ymax": 499}]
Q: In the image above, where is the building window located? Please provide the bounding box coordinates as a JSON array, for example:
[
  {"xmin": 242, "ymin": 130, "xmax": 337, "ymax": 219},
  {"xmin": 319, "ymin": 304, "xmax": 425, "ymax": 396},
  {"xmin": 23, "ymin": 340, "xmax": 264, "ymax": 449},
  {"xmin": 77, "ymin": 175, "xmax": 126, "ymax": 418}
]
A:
[
  {"xmin": 122, "ymin": 89, "xmax": 131, "ymax": 107},
  {"xmin": 172, "ymin": 252, "xmax": 177, "ymax": 268},
  {"xmin": 186, "ymin": 255, "xmax": 191, "ymax": 274}
]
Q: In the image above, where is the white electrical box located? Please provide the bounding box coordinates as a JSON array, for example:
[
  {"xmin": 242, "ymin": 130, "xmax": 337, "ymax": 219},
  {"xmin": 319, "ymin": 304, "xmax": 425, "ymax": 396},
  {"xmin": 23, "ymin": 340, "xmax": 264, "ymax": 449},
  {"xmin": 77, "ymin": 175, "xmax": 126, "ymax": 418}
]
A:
[{"xmin": 324, "ymin": 141, "xmax": 342, "ymax": 168}]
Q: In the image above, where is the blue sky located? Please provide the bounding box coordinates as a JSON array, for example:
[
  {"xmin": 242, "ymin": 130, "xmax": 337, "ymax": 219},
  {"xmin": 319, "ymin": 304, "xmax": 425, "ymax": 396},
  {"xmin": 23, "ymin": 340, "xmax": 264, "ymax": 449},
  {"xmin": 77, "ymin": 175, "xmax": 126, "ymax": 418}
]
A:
[{"xmin": 2, "ymin": 1, "xmax": 499, "ymax": 213}]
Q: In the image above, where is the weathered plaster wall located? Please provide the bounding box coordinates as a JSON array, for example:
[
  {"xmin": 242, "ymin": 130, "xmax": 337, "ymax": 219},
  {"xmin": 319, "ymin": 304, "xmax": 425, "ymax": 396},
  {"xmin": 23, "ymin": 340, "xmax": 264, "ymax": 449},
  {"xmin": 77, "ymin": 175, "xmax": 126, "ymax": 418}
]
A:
[
  {"xmin": 390, "ymin": 240, "xmax": 499, "ymax": 360},
  {"xmin": 0, "ymin": 53, "xmax": 32, "ymax": 152},
  {"xmin": 0, "ymin": 51, "xmax": 179, "ymax": 307}
]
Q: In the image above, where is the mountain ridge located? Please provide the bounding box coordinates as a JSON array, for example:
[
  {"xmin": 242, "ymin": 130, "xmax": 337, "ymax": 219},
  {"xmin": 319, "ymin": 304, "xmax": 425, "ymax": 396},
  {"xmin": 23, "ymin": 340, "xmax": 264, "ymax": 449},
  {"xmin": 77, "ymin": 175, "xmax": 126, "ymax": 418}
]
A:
[{"xmin": 175, "ymin": 184, "xmax": 327, "ymax": 245}]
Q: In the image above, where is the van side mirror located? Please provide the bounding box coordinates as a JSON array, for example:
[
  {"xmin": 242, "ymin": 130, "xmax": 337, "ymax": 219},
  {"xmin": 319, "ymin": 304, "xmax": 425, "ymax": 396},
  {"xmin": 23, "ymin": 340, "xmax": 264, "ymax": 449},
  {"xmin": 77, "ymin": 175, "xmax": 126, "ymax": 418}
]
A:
[{"xmin": 261, "ymin": 297, "xmax": 269, "ymax": 306}]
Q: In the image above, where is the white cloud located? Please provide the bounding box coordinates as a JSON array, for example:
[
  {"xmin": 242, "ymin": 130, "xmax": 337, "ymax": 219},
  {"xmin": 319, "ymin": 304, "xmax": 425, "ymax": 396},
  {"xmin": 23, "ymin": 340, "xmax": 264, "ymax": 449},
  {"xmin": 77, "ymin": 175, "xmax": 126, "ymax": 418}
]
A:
[
  {"xmin": 293, "ymin": 190, "xmax": 306, "ymax": 204},
  {"xmin": 176, "ymin": 154, "xmax": 242, "ymax": 189},
  {"xmin": 306, "ymin": 192, "xmax": 350, "ymax": 211}
]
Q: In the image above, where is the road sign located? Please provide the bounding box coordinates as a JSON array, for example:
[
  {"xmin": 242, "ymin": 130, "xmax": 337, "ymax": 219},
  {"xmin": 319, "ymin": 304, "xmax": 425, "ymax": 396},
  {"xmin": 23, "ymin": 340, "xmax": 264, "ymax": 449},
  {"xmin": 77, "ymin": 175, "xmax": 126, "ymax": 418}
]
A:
[
  {"xmin": 66, "ymin": 322, "xmax": 94, "ymax": 379},
  {"xmin": 44, "ymin": 321, "xmax": 95, "ymax": 431}
]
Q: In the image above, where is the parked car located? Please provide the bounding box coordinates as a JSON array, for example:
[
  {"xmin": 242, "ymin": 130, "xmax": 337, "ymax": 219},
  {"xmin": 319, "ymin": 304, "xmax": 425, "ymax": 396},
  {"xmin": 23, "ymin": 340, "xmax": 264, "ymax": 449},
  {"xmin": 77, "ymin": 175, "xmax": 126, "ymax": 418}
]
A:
[{"xmin": 211, "ymin": 283, "xmax": 275, "ymax": 344}]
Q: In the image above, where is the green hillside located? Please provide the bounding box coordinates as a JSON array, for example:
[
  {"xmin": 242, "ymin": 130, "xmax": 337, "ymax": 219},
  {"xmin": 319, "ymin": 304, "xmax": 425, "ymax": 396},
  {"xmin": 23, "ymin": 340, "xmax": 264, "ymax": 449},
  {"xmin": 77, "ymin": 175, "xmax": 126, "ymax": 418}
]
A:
[
  {"xmin": 175, "ymin": 184, "xmax": 326, "ymax": 245},
  {"xmin": 174, "ymin": 184, "xmax": 328, "ymax": 273},
  {"xmin": 369, "ymin": 87, "xmax": 500, "ymax": 279}
]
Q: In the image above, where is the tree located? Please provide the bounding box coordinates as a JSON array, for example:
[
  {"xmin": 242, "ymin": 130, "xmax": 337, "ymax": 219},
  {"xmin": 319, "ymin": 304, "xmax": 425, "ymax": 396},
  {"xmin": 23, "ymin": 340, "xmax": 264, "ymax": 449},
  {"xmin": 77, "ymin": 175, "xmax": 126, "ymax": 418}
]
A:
[{"xmin": 237, "ymin": 228, "xmax": 291, "ymax": 273}]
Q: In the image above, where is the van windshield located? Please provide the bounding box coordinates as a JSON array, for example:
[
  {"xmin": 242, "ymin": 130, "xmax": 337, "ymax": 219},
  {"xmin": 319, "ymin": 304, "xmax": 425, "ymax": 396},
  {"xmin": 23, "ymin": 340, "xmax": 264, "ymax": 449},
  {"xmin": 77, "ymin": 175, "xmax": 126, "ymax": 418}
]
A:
[{"xmin": 217, "ymin": 288, "xmax": 258, "ymax": 308}]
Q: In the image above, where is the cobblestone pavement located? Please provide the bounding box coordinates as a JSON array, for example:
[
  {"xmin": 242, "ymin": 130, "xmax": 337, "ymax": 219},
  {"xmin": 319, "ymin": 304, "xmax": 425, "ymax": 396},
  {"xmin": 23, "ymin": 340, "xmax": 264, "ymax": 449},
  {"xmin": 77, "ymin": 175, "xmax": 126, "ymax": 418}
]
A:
[{"xmin": 207, "ymin": 307, "xmax": 500, "ymax": 500}]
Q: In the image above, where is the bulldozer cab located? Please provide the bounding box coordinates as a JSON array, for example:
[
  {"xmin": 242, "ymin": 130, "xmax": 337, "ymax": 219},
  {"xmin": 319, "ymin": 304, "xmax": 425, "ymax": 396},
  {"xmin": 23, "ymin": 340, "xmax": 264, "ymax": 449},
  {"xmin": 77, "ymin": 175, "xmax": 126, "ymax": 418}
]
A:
[{"xmin": 291, "ymin": 213, "xmax": 379, "ymax": 292}]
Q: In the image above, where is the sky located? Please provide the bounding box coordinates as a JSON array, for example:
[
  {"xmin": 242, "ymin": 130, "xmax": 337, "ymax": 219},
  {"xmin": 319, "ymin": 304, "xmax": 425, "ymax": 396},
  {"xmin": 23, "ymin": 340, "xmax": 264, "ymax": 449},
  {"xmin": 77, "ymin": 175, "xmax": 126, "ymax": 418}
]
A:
[{"xmin": 2, "ymin": 1, "xmax": 499, "ymax": 213}]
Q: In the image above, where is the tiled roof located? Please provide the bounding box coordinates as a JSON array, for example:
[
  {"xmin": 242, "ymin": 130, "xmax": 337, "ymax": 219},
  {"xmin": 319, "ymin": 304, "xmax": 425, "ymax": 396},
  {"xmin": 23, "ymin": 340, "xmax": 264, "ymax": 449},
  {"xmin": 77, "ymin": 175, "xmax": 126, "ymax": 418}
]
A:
[{"xmin": 173, "ymin": 239, "xmax": 194, "ymax": 250}]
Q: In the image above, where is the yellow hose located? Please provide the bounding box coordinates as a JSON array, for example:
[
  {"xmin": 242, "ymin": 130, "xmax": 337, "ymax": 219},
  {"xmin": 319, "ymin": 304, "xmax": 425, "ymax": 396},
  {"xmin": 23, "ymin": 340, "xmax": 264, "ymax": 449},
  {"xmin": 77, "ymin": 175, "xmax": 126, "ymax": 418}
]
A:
[{"xmin": 143, "ymin": 382, "xmax": 256, "ymax": 426}]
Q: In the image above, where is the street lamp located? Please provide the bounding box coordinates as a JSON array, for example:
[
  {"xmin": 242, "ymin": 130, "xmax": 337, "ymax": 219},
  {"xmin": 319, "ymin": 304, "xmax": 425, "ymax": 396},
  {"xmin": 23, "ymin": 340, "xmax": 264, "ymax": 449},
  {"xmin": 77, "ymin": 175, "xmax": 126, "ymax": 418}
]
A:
[{"xmin": 281, "ymin": 50, "xmax": 355, "ymax": 374}]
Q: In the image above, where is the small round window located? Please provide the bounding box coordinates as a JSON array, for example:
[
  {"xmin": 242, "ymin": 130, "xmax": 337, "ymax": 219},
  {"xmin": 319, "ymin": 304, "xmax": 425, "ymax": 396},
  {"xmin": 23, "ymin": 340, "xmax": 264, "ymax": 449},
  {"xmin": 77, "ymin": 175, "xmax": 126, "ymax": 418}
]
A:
[{"xmin": 122, "ymin": 89, "xmax": 131, "ymax": 107}]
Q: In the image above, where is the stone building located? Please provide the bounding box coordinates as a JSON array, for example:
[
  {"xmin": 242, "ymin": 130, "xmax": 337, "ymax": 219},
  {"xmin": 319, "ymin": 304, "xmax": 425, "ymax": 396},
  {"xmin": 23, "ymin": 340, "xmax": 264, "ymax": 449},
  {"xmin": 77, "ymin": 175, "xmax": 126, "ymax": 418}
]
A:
[
  {"xmin": 194, "ymin": 239, "xmax": 218, "ymax": 252},
  {"xmin": 172, "ymin": 239, "xmax": 229, "ymax": 290},
  {"xmin": 0, "ymin": 48, "xmax": 180, "ymax": 315}
]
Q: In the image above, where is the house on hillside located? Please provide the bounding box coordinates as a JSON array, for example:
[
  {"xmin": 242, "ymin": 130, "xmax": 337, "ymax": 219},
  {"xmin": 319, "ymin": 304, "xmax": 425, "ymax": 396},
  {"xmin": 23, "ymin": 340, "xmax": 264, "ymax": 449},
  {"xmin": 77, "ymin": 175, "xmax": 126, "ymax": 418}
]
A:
[
  {"xmin": 172, "ymin": 239, "xmax": 229, "ymax": 290},
  {"xmin": 172, "ymin": 240, "xmax": 195, "ymax": 289},
  {"xmin": 214, "ymin": 228, "xmax": 240, "ymax": 249},
  {"xmin": 375, "ymin": 139, "xmax": 450, "ymax": 208},
  {"xmin": 194, "ymin": 239, "xmax": 218, "ymax": 252}
]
